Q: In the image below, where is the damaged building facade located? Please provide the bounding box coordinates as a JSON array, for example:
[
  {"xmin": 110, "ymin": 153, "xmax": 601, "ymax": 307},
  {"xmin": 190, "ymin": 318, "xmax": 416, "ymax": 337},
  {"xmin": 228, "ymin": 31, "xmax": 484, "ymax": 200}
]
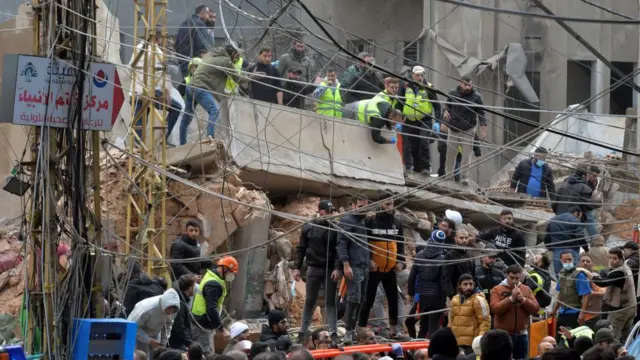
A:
[{"xmin": 300, "ymin": 0, "xmax": 640, "ymax": 185}]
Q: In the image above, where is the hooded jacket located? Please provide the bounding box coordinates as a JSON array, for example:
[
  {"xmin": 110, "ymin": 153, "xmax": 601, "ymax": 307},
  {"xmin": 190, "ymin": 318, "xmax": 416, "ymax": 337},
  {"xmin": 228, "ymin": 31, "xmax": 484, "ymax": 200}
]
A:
[
  {"xmin": 448, "ymin": 289, "xmax": 491, "ymax": 346},
  {"xmin": 336, "ymin": 213, "xmax": 370, "ymax": 268},
  {"xmin": 192, "ymin": 47, "xmax": 240, "ymax": 98},
  {"xmin": 294, "ymin": 218, "xmax": 339, "ymax": 270},
  {"xmin": 367, "ymin": 211, "xmax": 405, "ymax": 272},
  {"xmin": 127, "ymin": 289, "xmax": 181, "ymax": 346},
  {"xmin": 552, "ymin": 175, "xmax": 594, "ymax": 215},
  {"xmin": 588, "ymin": 238, "xmax": 610, "ymax": 271},
  {"xmin": 340, "ymin": 64, "xmax": 385, "ymax": 104},
  {"xmin": 445, "ymin": 86, "xmax": 487, "ymax": 132},
  {"xmin": 168, "ymin": 284, "xmax": 192, "ymax": 351},
  {"xmin": 123, "ymin": 272, "xmax": 167, "ymax": 317},
  {"xmin": 277, "ymin": 47, "xmax": 315, "ymax": 83},
  {"xmin": 543, "ymin": 212, "xmax": 587, "ymax": 250},
  {"xmin": 479, "ymin": 226, "xmax": 526, "ymax": 266},
  {"xmin": 510, "ymin": 158, "xmax": 556, "ymax": 198},
  {"xmin": 259, "ymin": 324, "xmax": 287, "ymax": 350},
  {"xmin": 408, "ymin": 244, "xmax": 445, "ymax": 298},
  {"xmin": 625, "ymin": 251, "xmax": 639, "ymax": 290},
  {"xmin": 490, "ymin": 280, "xmax": 539, "ymax": 334},
  {"xmin": 169, "ymin": 235, "xmax": 213, "ymax": 280}
]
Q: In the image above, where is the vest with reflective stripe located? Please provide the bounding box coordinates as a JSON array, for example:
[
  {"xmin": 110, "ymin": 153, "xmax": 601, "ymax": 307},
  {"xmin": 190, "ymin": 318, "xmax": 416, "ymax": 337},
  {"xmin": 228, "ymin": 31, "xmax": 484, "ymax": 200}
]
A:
[
  {"xmin": 402, "ymin": 86, "xmax": 433, "ymax": 121},
  {"xmin": 375, "ymin": 90, "xmax": 398, "ymax": 108},
  {"xmin": 355, "ymin": 97, "xmax": 384, "ymax": 124},
  {"xmin": 184, "ymin": 76, "xmax": 192, "ymax": 86},
  {"xmin": 191, "ymin": 269, "xmax": 227, "ymax": 316},
  {"xmin": 561, "ymin": 326, "xmax": 594, "ymax": 347},
  {"xmin": 529, "ymin": 272, "xmax": 546, "ymax": 314},
  {"xmin": 559, "ymin": 268, "xmax": 583, "ymax": 309},
  {"xmin": 224, "ymin": 57, "xmax": 244, "ymax": 94},
  {"xmin": 316, "ymin": 82, "xmax": 342, "ymax": 117}
]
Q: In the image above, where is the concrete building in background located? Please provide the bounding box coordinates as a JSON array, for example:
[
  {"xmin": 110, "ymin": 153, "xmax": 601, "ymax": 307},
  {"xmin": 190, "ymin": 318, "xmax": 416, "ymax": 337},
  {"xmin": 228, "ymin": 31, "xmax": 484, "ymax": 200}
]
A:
[{"xmin": 300, "ymin": 0, "xmax": 640, "ymax": 186}]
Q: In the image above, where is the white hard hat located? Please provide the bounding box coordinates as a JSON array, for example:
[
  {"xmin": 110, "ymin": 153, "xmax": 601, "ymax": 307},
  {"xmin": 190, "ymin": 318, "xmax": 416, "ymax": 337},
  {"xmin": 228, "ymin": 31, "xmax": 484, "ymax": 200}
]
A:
[{"xmin": 445, "ymin": 210, "xmax": 463, "ymax": 227}]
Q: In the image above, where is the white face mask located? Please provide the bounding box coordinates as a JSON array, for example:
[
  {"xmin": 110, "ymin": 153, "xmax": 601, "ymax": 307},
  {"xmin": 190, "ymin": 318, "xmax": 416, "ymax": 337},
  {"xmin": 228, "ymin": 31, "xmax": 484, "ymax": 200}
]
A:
[{"xmin": 225, "ymin": 273, "xmax": 236, "ymax": 282}]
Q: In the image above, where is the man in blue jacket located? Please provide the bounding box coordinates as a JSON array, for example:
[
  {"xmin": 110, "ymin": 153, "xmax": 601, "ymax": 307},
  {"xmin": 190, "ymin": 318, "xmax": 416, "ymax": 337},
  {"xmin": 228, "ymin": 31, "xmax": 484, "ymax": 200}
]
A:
[
  {"xmin": 336, "ymin": 195, "xmax": 370, "ymax": 343},
  {"xmin": 510, "ymin": 147, "xmax": 556, "ymax": 198},
  {"xmin": 175, "ymin": 4, "xmax": 214, "ymax": 77},
  {"xmin": 544, "ymin": 206, "xmax": 588, "ymax": 279}
]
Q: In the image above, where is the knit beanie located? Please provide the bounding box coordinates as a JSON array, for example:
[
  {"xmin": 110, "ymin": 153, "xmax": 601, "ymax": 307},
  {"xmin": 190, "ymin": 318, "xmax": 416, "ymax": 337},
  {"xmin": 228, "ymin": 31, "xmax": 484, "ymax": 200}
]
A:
[
  {"xmin": 268, "ymin": 310, "xmax": 286, "ymax": 328},
  {"xmin": 430, "ymin": 230, "xmax": 446, "ymax": 243},
  {"xmin": 428, "ymin": 328, "xmax": 459, "ymax": 359}
]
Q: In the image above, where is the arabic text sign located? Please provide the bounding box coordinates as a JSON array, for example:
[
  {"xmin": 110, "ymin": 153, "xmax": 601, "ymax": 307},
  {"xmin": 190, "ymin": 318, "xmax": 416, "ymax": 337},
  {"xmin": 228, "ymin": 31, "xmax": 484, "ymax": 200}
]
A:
[{"xmin": 12, "ymin": 55, "xmax": 119, "ymax": 131}]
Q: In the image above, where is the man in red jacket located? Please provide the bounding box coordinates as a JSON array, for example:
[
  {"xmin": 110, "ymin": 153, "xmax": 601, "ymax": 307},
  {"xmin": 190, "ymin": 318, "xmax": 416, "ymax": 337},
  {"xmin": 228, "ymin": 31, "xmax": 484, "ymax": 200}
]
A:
[{"xmin": 490, "ymin": 265, "xmax": 540, "ymax": 360}]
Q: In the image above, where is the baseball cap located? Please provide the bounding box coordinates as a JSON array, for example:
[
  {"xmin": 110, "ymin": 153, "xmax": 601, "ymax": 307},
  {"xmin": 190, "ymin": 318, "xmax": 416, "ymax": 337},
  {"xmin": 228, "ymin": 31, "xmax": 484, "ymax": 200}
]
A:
[
  {"xmin": 318, "ymin": 200, "xmax": 335, "ymax": 212},
  {"xmin": 412, "ymin": 65, "xmax": 425, "ymax": 74}
]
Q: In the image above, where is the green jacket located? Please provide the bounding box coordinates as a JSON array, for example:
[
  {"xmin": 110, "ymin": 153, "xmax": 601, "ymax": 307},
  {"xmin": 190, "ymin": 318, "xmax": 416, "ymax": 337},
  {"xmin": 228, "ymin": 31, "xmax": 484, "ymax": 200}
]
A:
[
  {"xmin": 277, "ymin": 48, "xmax": 315, "ymax": 83},
  {"xmin": 192, "ymin": 47, "xmax": 239, "ymax": 97}
]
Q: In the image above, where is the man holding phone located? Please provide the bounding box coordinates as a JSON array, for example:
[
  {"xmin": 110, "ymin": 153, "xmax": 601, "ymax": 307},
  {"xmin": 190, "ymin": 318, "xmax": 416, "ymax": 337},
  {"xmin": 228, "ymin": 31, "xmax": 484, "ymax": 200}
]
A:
[{"xmin": 490, "ymin": 265, "xmax": 540, "ymax": 360}]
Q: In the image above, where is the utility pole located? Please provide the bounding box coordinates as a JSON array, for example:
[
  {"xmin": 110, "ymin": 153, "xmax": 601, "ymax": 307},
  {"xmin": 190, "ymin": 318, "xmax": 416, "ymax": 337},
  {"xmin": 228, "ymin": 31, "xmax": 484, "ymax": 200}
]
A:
[{"xmin": 125, "ymin": 0, "xmax": 169, "ymax": 279}]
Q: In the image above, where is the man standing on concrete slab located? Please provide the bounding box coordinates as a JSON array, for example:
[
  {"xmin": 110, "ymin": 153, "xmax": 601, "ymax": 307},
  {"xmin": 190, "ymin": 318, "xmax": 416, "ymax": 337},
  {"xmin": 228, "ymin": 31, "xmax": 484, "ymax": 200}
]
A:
[
  {"xmin": 442, "ymin": 76, "xmax": 487, "ymax": 185},
  {"xmin": 170, "ymin": 219, "xmax": 212, "ymax": 281},
  {"xmin": 510, "ymin": 147, "xmax": 555, "ymax": 198},
  {"xmin": 336, "ymin": 195, "xmax": 370, "ymax": 344},
  {"xmin": 291, "ymin": 200, "xmax": 341, "ymax": 345},
  {"xmin": 357, "ymin": 197, "xmax": 405, "ymax": 337}
]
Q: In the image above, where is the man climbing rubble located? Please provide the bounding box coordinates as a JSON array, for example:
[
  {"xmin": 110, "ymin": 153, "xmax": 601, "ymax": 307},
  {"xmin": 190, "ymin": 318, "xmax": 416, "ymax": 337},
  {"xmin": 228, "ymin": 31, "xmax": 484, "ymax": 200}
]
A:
[
  {"xmin": 191, "ymin": 256, "xmax": 239, "ymax": 352},
  {"xmin": 170, "ymin": 219, "xmax": 212, "ymax": 280},
  {"xmin": 128, "ymin": 288, "xmax": 181, "ymax": 357},
  {"xmin": 291, "ymin": 199, "xmax": 341, "ymax": 345},
  {"xmin": 337, "ymin": 195, "xmax": 371, "ymax": 344}
]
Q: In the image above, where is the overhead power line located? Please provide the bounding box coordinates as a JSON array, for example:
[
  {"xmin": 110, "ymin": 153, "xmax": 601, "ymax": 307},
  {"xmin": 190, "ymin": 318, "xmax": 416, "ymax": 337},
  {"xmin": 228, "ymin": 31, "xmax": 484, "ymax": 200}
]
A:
[
  {"xmin": 578, "ymin": 0, "xmax": 637, "ymax": 20},
  {"xmin": 433, "ymin": 0, "xmax": 640, "ymax": 24}
]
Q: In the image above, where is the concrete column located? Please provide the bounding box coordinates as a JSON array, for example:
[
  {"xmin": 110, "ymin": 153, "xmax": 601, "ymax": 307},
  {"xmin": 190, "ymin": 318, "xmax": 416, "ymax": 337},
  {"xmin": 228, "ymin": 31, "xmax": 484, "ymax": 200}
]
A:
[
  {"xmin": 634, "ymin": 63, "xmax": 640, "ymax": 109},
  {"xmin": 590, "ymin": 59, "xmax": 606, "ymax": 114}
]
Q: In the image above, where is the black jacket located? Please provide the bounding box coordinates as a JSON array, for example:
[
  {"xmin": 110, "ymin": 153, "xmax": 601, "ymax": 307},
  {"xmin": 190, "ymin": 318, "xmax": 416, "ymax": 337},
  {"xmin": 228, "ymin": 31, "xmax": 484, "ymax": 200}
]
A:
[
  {"xmin": 336, "ymin": 213, "xmax": 370, "ymax": 268},
  {"xmin": 511, "ymin": 158, "xmax": 556, "ymax": 198},
  {"xmin": 123, "ymin": 273, "xmax": 166, "ymax": 317},
  {"xmin": 479, "ymin": 227, "xmax": 526, "ymax": 266},
  {"xmin": 552, "ymin": 175, "xmax": 594, "ymax": 215},
  {"xmin": 626, "ymin": 252, "xmax": 639, "ymax": 290},
  {"xmin": 443, "ymin": 248, "xmax": 475, "ymax": 298},
  {"xmin": 282, "ymin": 77, "xmax": 316, "ymax": 110},
  {"xmin": 369, "ymin": 101, "xmax": 394, "ymax": 144},
  {"xmin": 169, "ymin": 285, "xmax": 192, "ymax": 351},
  {"xmin": 175, "ymin": 15, "xmax": 213, "ymax": 64},
  {"xmin": 170, "ymin": 235, "xmax": 213, "ymax": 280},
  {"xmin": 366, "ymin": 211, "xmax": 405, "ymax": 270},
  {"xmin": 194, "ymin": 271, "xmax": 224, "ymax": 330},
  {"xmin": 445, "ymin": 86, "xmax": 487, "ymax": 132},
  {"xmin": 543, "ymin": 212, "xmax": 587, "ymax": 250},
  {"xmin": 246, "ymin": 62, "xmax": 283, "ymax": 104},
  {"xmin": 524, "ymin": 267, "xmax": 552, "ymax": 308},
  {"xmin": 409, "ymin": 244, "xmax": 445, "ymax": 298},
  {"xmin": 259, "ymin": 324, "xmax": 287, "ymax": 350},
  {"xmin": 340, "ymin": 65, "xmax": 385, "ymax": 104},
  {"xmin": 294, "ymin": 219, "xmax": 339, "ymax": 270},
  {"xmin": 475, "ymin": 264, "xmax": 505, "ymax": 298}
]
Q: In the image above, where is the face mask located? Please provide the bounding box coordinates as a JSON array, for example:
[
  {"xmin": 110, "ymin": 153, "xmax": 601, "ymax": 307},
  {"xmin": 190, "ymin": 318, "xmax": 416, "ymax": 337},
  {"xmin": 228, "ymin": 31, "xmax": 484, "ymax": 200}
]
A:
[
  {"xmin": 225, "ymin": 273, "xmax": 236, "ymax": 282},
  {"xmin": 563, "ymin": 263, "xmax": 574, "ymax": 271},
  {"xmin": 536, "ymin": 160, "xmax": 545, "ymax": 167}
]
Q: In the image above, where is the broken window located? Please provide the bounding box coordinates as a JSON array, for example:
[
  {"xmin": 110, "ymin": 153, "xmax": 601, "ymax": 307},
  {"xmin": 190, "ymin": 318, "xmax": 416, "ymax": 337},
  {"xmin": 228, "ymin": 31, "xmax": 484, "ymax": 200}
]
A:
[{"xmin": 403, "ymin": 41, "xmax": 419, "ymax": 66}]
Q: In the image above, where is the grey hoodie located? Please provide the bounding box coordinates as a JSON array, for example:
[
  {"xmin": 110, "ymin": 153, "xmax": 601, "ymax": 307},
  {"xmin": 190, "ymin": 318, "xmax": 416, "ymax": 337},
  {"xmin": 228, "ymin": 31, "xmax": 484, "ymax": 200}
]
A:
[{"xmin": 127, "ymin": 288, "xmax": 181, "ymax": 345}]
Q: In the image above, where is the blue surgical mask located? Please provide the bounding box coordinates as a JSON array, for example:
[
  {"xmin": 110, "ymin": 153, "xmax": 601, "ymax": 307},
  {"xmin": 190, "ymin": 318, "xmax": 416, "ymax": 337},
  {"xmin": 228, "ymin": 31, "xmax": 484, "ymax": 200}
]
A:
[
  {"xmin": 536, "ymin": 160, "xmax": 545, "ymax": 167},
  {"xmin": 563, "ymin": 263, "xmax": 574, "ymax": 271}
]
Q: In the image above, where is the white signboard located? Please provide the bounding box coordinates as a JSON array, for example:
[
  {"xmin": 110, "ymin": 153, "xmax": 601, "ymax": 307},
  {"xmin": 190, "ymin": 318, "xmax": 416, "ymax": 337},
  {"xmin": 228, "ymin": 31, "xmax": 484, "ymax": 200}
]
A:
[{"xmin": 10, "ymin": 55, "xmax": 123, "ymax": 131}]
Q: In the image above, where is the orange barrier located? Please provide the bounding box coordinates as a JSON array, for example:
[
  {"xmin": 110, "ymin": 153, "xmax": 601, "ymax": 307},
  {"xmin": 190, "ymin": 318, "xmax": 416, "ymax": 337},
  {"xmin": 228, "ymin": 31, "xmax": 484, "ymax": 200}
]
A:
[{"xmin": 309, "ymin": 341, "xmax": 429, "ymax": 358}]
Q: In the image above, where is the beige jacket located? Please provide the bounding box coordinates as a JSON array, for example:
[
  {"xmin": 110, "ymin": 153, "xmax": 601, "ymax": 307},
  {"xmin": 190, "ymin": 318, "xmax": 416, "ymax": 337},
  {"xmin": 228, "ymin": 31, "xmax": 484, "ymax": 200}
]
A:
[{"xmin": 129, "ymin": 42, "xmax": 173, "ymax": 97}]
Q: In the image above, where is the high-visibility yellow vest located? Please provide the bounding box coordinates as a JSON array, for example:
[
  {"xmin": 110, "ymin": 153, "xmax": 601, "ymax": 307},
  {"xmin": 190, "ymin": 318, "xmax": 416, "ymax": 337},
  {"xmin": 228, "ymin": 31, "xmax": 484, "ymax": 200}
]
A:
[
  {"xmin": 561, "ymin": 326, "xmax": 593, "ymax": 347},
  {"xmin": 191, "ymin": 269, "xmax": 227, "ymax": 316},
  {"xmin": 224, "ymin": 57, "xmax": 244, "ymax": 94},
  {"xmin": 184, "ymin": 75, "xmax": 192, "ymax": 85},
  {"xmin": 316, "ymin": 82, "xmax": 342, "ymax": 117},
  {"xmin": 355, "ymin": 97, "xmax": 385, "ymax": 124},
  {"xmin": 529, "ymin": 272, "xmax": 546, "ymax": 315},
  {"xmin": 402, "ymin": 85, "xmax": 433, "ymax": 121},
  {"xmin": 375, "ymin": 90, "xmax": 398, "ymax": 108}
]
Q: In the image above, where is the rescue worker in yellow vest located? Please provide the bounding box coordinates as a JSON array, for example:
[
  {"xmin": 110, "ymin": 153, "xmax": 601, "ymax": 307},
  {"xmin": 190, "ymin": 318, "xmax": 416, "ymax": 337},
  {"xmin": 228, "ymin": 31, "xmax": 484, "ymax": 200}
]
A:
[
  {"xmin": 191, "ymin": 255, "xmax": 239, "ymax": 352},
  {"xmin": 398, "ymin": 66, "xmax": 441, "ymax": 175},
  {"xmin": 224, "ymin": 56, "xmax": 245, "ymax": 95},
  {"xmin": 178, "ymin": 57, "xmax": 203, "ymax": 98},
  {"xmin": 343, "ymin": 96, "xmax": 403, "ymax": 145},
  {"xmin": 524, "ymin": 254, "xmax": 552, "ymax": 317},
  {"xmin": 375, "ymin": 77, "xmax": 401, "ymax": 109},
  {"xmin": 313, "ymin": 68, "xmax": 342, "ymax": 117}
]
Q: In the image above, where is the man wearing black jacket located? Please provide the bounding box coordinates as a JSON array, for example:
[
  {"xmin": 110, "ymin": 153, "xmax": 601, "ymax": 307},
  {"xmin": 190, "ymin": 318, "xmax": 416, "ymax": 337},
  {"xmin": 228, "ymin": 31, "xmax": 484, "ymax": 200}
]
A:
[
  {"xmin": 552, "ymin": 168, "xmax": 594, "ymax": 215},
  {"xmin": 358, "ymin": 197, "xmax": 405, "ymax": 336},
  {"xmin": 291, "ymin": 200, "xmax": 341, "ymax": 344},
  {"xmin": 475, "ymin": 244, "xmax": 505, "ymax": 297},
  {"xmin": 336, "ymin": 195, "xmax": 370, "ymax": 343},
  {"xmin": 510, "ymin": 147, "xmax": 555, "ymax": 198},
  {"xmin": 169, "ymin": 274, "xmax": 196, "ymax": 351},
  {"xmin": 442, "ymin": 76, "xmax": 487, "ymax": 185},
  {"xmin": 479, "ymin": 210, "xmax": 526, "ymax": 266},
  {"xmin": 175, "ymin": 4, "xmax": 214, "ymax": 77},
  {"xmin": 443, "ymin": 228, "xmax": 475, "ymax": 299},
  {"xmin": 282, "ymin": 66, "xmax": 316, "ymax": 110},
  {"xmin": 246, "ymin": 47, "xmax": 283, "ymax": 105},
  {"xmin": 169, "ymin": 219, "xmax": 212, "ymax": 280}
]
